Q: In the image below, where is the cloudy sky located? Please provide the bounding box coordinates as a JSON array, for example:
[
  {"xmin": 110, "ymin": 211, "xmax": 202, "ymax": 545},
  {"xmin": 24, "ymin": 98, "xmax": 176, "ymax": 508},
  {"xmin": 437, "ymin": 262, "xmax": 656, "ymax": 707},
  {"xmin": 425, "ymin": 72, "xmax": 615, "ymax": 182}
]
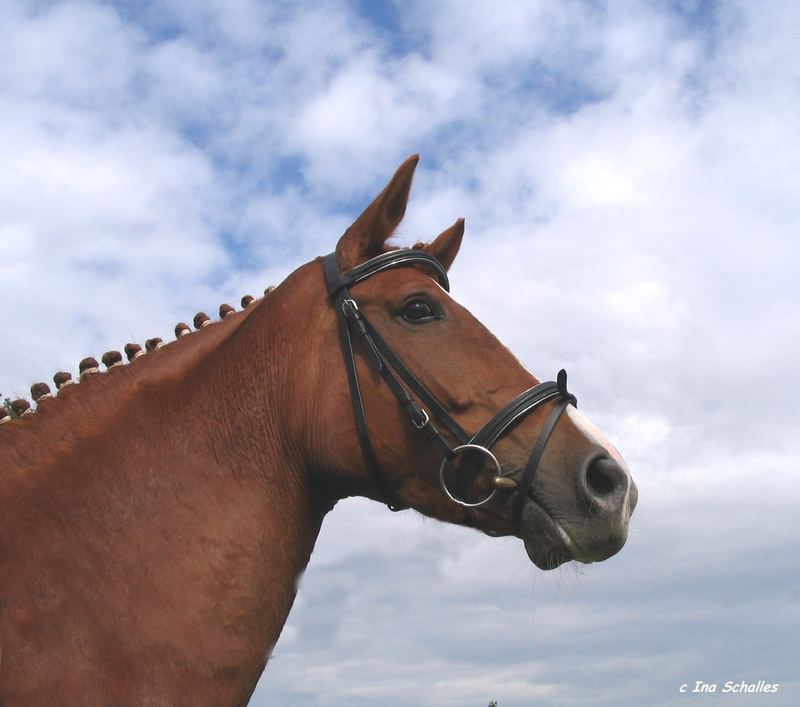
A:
[{"xmin": 2, "ymin": 0, "xmax": 799, "ymax": 704}]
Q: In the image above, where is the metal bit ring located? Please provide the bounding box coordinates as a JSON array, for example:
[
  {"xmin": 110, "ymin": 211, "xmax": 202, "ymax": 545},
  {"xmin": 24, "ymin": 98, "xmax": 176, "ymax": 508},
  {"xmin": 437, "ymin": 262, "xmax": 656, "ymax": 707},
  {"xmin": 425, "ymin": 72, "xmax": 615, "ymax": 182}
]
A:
[{"xmin": 439, "ymin": 444, "xmax": 501, "ymax": 508}]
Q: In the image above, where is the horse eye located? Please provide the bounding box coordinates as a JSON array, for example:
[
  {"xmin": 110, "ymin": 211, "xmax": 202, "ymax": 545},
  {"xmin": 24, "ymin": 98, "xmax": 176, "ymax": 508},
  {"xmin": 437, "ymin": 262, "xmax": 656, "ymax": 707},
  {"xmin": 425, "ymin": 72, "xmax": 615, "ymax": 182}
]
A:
[{"xmin": 402, "ymin": 299, "xmax": 435, "ymax": 323}]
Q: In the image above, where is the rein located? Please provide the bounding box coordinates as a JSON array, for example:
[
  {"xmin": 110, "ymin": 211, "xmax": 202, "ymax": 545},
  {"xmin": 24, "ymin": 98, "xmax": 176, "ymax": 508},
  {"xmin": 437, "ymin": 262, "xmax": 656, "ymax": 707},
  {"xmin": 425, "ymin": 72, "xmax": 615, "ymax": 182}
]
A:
[{"xmin": 323, "ymin": 249, "xmax": 577, "ymax": 529}]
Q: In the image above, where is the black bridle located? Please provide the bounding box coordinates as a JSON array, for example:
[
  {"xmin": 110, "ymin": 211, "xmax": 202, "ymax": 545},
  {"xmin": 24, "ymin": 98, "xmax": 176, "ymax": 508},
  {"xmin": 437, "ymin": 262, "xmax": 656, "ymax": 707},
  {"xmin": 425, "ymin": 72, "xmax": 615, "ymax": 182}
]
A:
[{"xmin": 323, "ymin": 249, "xmax": 577, "ymax": 529}]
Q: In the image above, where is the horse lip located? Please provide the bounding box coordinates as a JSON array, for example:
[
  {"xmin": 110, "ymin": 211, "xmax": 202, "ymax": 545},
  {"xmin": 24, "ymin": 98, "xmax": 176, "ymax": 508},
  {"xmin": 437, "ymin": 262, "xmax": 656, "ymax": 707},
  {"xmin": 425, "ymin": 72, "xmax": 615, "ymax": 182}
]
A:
[
  {"xmin": 523, "ymin": 495, "xmax": 596, "ymax": 566},
  {"xmin": 550, "ymin": 513, "xmax": 594, "ymax": 564}
]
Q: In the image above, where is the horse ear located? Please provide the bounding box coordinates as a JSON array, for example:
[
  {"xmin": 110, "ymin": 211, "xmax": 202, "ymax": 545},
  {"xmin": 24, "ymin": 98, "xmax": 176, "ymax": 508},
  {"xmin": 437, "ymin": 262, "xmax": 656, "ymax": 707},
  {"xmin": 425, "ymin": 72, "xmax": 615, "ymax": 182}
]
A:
[
  {"xmin": 336, "ymin": 154, "xmax": 420, "ymax": 269},
  {"xmin": 425, "ymin": 218, "xmax": 464, "ymax": 271}
]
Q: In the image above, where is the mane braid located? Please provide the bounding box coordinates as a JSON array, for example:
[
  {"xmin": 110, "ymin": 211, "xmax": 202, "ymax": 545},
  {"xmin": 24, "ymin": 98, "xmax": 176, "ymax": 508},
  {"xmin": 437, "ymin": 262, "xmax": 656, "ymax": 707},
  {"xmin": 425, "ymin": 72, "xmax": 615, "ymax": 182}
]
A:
[
  {"xmin": 102, "ymin": 351, "xmax": 123, "ymax": 369},
  {"xmin": 0, "ymin": 287, "xmax": 277, "ymax": 432}
]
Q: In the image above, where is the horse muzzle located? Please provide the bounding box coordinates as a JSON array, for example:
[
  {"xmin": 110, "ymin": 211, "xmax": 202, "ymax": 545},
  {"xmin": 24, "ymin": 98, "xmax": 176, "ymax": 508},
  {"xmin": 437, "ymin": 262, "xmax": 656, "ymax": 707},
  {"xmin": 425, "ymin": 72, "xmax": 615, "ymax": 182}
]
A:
[{"xmin": 520, "ymin": 454, "xmax": 638, "ymax": 570}]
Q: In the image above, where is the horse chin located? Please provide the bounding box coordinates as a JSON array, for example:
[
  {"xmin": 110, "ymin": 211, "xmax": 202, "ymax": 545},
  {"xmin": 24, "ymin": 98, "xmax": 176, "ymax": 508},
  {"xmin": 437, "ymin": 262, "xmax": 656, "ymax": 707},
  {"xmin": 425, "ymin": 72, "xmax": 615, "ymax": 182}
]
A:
[
  {"xmin": 519, "ymin": 496, "xmax": 633, "ymax": 570},
  {"xmin": 519, "ymin": 498, "xmax": 583, "ymax": 571}
]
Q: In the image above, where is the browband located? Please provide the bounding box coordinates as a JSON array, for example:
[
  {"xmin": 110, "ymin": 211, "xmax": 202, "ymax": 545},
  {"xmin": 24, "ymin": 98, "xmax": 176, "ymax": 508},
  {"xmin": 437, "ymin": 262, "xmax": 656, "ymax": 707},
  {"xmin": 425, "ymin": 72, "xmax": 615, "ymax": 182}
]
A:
[{"xmin": 325, "ymin": 249, "xmax": 450, "ymax": 295}]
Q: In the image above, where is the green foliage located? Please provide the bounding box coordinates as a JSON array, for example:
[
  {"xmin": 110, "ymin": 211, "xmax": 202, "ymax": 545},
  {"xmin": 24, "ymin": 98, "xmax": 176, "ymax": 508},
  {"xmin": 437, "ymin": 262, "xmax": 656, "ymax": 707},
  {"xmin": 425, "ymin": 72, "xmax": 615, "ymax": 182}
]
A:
[{"xmin": 489, "ymin": 702, "xmax": 498, "ymax": 707}]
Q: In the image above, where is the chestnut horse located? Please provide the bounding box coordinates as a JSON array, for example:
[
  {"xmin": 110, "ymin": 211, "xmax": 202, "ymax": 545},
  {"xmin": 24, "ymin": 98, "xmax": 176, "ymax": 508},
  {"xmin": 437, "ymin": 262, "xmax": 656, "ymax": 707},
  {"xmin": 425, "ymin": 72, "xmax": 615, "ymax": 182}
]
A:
[{"xmin": 0, "ymin": 156, "xmax": 637, "ymax": 706}]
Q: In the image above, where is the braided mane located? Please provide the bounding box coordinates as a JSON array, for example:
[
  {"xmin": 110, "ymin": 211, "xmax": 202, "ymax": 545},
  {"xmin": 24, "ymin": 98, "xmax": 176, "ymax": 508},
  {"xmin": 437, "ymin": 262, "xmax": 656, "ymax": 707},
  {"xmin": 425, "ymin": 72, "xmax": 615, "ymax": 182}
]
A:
[{"xmin": 0, "ymin": 288, "xmax": 276, "ymax": 433}]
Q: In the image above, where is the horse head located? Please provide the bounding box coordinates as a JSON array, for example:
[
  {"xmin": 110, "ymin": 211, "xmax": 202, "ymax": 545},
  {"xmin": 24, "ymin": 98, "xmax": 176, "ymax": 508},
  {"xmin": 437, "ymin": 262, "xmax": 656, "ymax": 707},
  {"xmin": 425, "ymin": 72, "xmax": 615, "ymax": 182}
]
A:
[{"xmin": 296, "ymin": 155, "xmax": 637, "ymax": 569}]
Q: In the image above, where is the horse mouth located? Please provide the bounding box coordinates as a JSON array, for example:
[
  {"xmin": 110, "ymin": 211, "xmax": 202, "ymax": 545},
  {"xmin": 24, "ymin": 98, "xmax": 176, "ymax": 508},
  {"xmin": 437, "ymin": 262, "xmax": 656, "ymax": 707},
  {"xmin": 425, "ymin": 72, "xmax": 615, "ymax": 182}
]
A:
[{"xmin": 520, "ymin": 495, "xmax": 591, "ymax": 570}]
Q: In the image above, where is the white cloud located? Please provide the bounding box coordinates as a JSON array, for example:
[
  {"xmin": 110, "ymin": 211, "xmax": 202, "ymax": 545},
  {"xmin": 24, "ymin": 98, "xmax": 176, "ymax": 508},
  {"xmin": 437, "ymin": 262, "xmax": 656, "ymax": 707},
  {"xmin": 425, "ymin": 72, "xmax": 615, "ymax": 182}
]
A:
[
  {"xmin": 290, "ymin": 53, "xmax": 471, "ymax": 197},
  {"xmin": 0, "ymin": 1, "xmax": 139, "ymax": 105},
  {"xmin": 2, "ymin": 0, "xmax": 799, "ymax": 704}
]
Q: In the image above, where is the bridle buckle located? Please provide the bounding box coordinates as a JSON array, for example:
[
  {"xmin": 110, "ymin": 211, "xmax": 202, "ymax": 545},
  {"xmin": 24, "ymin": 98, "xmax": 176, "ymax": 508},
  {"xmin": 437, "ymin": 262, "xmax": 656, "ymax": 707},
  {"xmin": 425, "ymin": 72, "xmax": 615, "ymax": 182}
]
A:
[{"xmin": 411, "ymin": 408, "xmax": 430, "ymax": 430}]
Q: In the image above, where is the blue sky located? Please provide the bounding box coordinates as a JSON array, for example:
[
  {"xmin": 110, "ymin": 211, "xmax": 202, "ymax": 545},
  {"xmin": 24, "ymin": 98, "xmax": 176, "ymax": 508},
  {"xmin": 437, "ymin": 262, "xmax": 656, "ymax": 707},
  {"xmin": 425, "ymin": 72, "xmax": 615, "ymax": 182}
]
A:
[{"xmin": 2, "ymin": 1, "xmax": 799, "ymax": 705}]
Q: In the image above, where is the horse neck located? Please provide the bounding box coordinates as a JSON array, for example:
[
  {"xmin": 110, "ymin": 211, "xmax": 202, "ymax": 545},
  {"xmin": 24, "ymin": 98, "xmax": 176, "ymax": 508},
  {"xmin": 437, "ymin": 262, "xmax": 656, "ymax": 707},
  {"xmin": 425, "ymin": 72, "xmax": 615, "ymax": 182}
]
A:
[{"xmin": 0, "ymin": 278, "xmax": 330, "ymax": 702}]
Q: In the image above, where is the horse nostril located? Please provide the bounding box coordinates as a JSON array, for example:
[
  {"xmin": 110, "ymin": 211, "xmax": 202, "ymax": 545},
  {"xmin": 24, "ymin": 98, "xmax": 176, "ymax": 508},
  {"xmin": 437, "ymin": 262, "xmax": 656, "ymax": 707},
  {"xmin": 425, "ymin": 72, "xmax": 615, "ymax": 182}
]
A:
[{"xmin": 583, "ymin": 456, "xmax": 628, "ymax": 507}]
